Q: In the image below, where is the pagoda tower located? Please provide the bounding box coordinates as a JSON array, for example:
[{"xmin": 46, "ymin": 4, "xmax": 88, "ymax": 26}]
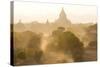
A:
[
  {"xmin": 59, "ymin": 8, "xmax": 67, "ymax": 22},
  {"xmin": 55, "ymin": 8, "xmax": 71, "ymax": 27}
]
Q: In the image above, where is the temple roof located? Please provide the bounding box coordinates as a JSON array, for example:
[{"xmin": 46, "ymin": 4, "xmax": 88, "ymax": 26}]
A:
[{"xmin": 59, "ymin": 8, "xmax": 67, "ymax": 20}]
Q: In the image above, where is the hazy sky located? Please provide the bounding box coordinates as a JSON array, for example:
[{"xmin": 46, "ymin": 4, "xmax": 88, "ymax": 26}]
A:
[{"xmin": 14, "ymin": 1, "xmax": 97, "ymax": 23}]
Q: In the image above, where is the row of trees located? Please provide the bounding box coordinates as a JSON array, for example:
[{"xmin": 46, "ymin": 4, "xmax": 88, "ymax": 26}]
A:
[{"xmin": 13, "ymin": 25, "xmax": 97, "ymax": 65}]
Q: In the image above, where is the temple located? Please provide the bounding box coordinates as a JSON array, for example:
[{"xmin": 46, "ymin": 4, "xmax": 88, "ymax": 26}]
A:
[
  {"xmin": 55, "ymin": 8, "xmax": 71, "ymax": 27},
  {"xmin": 14, "ymin": 8, "xmax": 72, "ymax": 33}
]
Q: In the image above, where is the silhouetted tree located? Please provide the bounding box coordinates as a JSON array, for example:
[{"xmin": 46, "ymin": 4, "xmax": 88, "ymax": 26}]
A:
[
  {"xmin": 61, "ymin": 31, "xmax": 84, "ymax": 62},
  {"xmin": 47, "ymin": 27, "xmax": 84, "ymax": 62},
  {"xmin": 52, "ymin": 27, "xmax": 65, "ymax": 37},
  {"xmin": 84, "ymin": 40, "xmax": 97, "ymax": 61},
  {"xmin": 26, "ymin": 32, "xmax": 43, "ymax": 64},
  {"xmin": 14, "ymin": 48, "xmax": 26, "ymax": 65}
]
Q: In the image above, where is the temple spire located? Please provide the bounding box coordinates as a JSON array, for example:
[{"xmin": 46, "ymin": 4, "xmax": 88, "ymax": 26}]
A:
[
  {"xmin": 59, "ymin": 8, "xmax": 67, "ymax": 20},
  {"xmin": 55, "ymin": 8, "xmax": 71, "ymax": 27}
]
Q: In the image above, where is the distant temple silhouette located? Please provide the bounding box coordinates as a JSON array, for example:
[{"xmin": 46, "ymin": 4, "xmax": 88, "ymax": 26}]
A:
[
  {"xmin": 14, "ymin": 8, "xmax": 71, "ymax": 33},
  {"xmin": 55, "ymin": 8, "xmax": 71, "ymax": 27}
]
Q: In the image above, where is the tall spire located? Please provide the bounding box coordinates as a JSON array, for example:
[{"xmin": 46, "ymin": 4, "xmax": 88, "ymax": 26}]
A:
[
  {"xmin": 56, "ymin": 8, "xmax": 71, "ymax": 27},
  {"xmin": 59, "ymin": 8, "xmax": 67, "ymax": 20}
]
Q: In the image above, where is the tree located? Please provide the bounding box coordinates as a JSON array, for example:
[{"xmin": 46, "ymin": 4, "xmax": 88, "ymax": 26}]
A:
[
  {"xmin": 26, "ymin": 33, "xmax": 43, "ymax": 64},
  {"xmin": 47, "ymin": 28, "xmax": 84, "ymax": 62},
  {"xmin": 52, "ymin": 27, "xmax": 65, "ymax": 37},
  {"xmin": 61, "ymin": 31, "xmax": 84, "ymax": 62},
  {"xmin": 47, "ymin": 27, "xmax": 65, "ymax": 52},
  {"xmin": 14, "ymin": 48, "xmax": 26, "ymax": 65}
]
